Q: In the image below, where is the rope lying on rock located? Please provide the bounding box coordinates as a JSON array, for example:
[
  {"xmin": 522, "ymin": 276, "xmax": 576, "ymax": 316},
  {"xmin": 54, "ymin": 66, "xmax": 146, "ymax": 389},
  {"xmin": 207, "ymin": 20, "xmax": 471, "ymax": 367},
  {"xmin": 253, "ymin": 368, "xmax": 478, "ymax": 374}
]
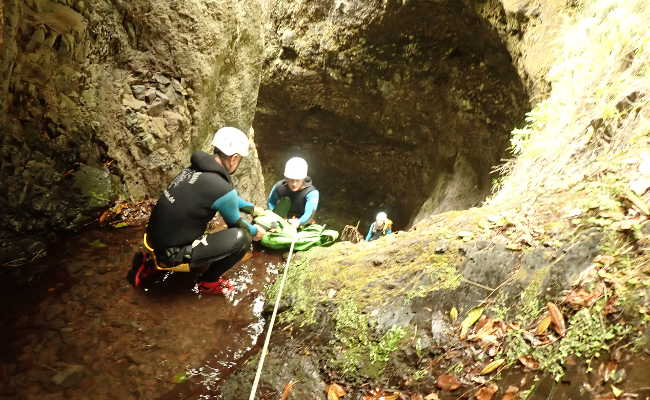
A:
[{"xmin": 248, "ymin": 234, "xmax": 298, "ymax": 400}]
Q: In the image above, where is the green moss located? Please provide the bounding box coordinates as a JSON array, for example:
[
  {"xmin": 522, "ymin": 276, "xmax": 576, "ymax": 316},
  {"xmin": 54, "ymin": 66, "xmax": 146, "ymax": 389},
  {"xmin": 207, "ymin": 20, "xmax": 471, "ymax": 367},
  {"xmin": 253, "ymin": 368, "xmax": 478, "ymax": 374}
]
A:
[
  {"xmin": 483, "ymin": 193, "xmax": 648, "ymax": 383},
  {"xmin": 72, "ymin": 165, "xmax": 115, "ymax": 209},
  {"xmin": 266, "ymin": 255, "xmax": 322, "ymax": 326},
  {"xmin": 268, "ymin": 237, "xmax": 463, "ymax": 328},
  {"xmin": 403, "ymin": 257, "xmax": 462, "ymax": 304},
  {"xmin": 504, "ymin": 299, "xmax": 631, "ymax": 382},
  {"xmin": 267, "ymin": 239, "xmax": 459, "ymax": 380},
  {"xmin": 329, "ymin": 300, "xmax": 407, "ymax": 379},
  {"xmin": 488, "ymin": 265, "xmax": 549, "ymax": 325}
]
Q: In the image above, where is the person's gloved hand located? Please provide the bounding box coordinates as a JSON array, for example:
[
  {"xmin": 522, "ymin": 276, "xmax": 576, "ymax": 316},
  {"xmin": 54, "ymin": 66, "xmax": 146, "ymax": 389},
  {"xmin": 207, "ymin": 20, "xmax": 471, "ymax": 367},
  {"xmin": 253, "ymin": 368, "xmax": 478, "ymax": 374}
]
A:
[
  {"xmin": 253, "ymin": 225, "xmax": 266, "ymax": 241},
  {"xmin": 253, "ymin": 207, "xmax": 266, "ymax": 217},
  {"xmin": 288, "ymin": 218, "xmax": 300, "ymax": 229}
]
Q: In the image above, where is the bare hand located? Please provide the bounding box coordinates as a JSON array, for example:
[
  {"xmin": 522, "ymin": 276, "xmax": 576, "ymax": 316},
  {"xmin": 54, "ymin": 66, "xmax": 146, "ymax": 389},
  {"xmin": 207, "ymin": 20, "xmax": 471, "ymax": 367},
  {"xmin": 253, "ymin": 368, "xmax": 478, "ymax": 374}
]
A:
[{"xmin": 253, "ymin": 225, "xmax": 266, "ymax": 241}]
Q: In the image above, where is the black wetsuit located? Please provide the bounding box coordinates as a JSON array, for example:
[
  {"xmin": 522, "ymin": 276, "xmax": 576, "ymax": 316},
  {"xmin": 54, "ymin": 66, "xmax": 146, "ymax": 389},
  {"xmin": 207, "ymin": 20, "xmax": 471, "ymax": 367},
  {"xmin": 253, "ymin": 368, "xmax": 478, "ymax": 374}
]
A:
[{"xmin": 146, "ymin": 151, "xmax": 257, "ymax": 281}]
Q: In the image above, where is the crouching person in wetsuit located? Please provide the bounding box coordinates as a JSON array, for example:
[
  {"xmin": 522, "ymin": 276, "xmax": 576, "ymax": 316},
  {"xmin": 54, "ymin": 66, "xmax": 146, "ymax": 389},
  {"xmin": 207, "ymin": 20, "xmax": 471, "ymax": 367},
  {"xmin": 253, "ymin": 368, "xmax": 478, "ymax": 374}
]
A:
[
  {"xmin": 365, "ymin": 212, "xmax": 392, "ymax": 241},
  {"xmin": 267, "ymin": 157, "xmax": 319, "ymax": 229},
  {"xmin": 127, "ymin": 127, "xmax": 266, "ymax": 294}
]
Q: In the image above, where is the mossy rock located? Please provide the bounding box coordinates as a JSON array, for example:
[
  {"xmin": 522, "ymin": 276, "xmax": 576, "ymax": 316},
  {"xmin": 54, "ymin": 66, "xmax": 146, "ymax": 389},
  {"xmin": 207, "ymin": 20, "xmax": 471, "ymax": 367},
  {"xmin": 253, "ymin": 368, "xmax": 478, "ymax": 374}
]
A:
[{"xmin": 72, "ymin": 164, "xmax": 117, "ymax": 210}]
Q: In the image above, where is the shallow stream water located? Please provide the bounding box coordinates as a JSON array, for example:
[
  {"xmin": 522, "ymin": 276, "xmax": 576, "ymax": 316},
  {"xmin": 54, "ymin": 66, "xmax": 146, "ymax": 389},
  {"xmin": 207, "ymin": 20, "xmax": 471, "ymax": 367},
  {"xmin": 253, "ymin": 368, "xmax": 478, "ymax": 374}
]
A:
[
  {"xmin": 0, "ymin": 226, "xmax": 282, "ymax": 400},
  {"xmin": 2, "ymin": 227, "xmax": 649, "ymax": 400}
]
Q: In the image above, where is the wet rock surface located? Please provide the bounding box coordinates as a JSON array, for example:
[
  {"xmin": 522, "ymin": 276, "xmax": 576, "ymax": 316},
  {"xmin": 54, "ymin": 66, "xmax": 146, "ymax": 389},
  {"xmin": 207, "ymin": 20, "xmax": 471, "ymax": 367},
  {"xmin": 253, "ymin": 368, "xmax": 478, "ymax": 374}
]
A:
[
  {"xmin": 255, "ymin": 0, "xmax": 530, "ymax": 231},
  {"xmin": 1, "ymin": 0, "xmax": 267, "ymax": 265},
  {"xmin": 0, "ymin": 227, "xmax": 283, "ymax": 400},
  {"xmin": 221, "ymin": 202, "xmax": 649, "ymax": 399}
]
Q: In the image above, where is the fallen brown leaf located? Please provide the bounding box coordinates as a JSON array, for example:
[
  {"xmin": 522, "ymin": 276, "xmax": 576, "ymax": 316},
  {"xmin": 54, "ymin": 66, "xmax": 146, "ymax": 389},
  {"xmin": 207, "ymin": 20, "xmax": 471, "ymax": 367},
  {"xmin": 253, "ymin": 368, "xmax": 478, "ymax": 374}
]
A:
[
  {"xmin": 602, "ymin": 360, "xmax": 618, "ymax": 382},
  {"xmin": 98, "ymin": 209, "xmax": 112, "ymax": 224},
  {"xmin": 468, "ymin": 319, "xmax": 500, "ymax": 346},
  {"xmin": 475, "ymin": 383, "xmax": 498, "ymax": 400},
  {"xmin": 411, "ymin": 394, "xmax": 424, "ymax": 400},
  {"xmin": 444, "ymin": 350, "xmax": 462, "ymax": 359},
  {"xmin": 501, "ymin": 386, "xmax": 519, "ymax": 400},
  {"xmin": 113, "ymin": 202, "xmax": 128, "ymax": 214},
  {"xmin": 565, "ymin": 283, "xmax": 604, "ymax": 308},
  {"xmin": 507, "ymin": 322, "xmax": 521, "ymax": 330},
  {"xmin": 437, "ymin": 375, "xmax": 461, "ymax": 391},
  {"xmin": 518, "ymin": 355, "xmax": 540, "ymax": 370},
  {"xmin": 492, "ymin": 320, "xmax": 507, "ymax": 336},
  {"xmin": 475, "ymin": 316, "xmax": 491, "ymax": 331},
  {"xmin": 326, "ymin": 383, "xmax": 346, "ymax": 400},
  {"xmin": 603, "ymin": 296, "xmax": 619, "ymax": 315},
  {"xmin": 279, "ymin": 380, "xmax": 297, "ymax": 400},
  {"xmin": 547, "ymin": 302, "xmax": 566, "ymax": 336}
]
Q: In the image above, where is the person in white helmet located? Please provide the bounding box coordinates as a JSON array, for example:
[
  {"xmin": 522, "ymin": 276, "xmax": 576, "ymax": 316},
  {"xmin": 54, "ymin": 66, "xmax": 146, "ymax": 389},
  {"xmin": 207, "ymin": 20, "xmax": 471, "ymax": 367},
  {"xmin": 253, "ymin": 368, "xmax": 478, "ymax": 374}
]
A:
[
  {"xmin": 365, "ymin": 211, "xmax": 392, "ymax": 241},
  {"xmin": 267, "ymin": 157, "xmax": 319, "ymax": 228},
  {"xmin": 127, "ymin": 127, "xmax": 266, "ymax": 295}
]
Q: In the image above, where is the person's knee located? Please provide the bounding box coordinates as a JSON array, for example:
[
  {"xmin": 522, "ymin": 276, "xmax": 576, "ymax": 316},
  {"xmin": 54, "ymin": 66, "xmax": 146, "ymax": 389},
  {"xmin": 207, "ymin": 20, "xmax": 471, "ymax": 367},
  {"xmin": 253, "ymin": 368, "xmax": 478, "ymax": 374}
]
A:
[{"xmin": 232, "ymin": 228, "xmax": 252, "ymax": 253}]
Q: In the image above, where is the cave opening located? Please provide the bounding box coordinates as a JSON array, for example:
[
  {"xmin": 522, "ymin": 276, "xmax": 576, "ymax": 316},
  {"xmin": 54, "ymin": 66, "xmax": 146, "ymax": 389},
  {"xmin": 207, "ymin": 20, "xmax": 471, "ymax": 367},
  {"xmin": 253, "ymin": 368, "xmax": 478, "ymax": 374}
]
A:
[{"xmin": 254, "ymin": 1, "xmax": 530, "ymax": 233}]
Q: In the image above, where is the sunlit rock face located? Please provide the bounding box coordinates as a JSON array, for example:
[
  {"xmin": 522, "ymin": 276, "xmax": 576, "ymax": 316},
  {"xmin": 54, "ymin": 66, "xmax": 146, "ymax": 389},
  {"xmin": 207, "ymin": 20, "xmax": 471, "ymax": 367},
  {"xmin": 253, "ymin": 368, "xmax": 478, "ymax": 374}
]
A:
[
  {"xmin": 255, "ymin": 0, "xmax": 529, "ymax": 231},
  {"xmin": 0, "ymin": 0, "xmax": 267, "ymax": 264}
]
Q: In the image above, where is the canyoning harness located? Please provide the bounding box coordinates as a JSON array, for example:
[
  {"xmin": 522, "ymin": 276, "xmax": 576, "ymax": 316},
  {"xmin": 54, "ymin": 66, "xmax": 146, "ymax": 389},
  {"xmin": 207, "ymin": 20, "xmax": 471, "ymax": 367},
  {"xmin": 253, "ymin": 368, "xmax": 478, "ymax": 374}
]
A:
[{"xmin": 142, "ymin": 233, "xmax": 191, "ymax": 272}]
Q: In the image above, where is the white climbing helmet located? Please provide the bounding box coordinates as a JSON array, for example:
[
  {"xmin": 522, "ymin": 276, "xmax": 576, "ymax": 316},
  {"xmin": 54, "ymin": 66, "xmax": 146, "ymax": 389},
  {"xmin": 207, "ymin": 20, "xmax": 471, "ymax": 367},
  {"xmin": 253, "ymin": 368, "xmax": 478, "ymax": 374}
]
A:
[
  {"xmin": 376, "ymin": 212, "xmax": 388, "ymax": 222},
  {"xmin": 284, "ymin": 157, "xmax": 308, "ymax": 180},
  {"xmin": 211, "ymin": 127, "xmax": 250, "ymax": 156}
]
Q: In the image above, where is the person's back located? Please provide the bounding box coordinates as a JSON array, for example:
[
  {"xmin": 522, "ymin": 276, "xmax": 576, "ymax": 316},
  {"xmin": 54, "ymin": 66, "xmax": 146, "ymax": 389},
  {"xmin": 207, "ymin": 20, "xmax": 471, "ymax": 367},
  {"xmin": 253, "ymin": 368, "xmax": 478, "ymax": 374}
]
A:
[{"xmin": 147, "ymin": 151, "xmax": 235, "ymax": 250}]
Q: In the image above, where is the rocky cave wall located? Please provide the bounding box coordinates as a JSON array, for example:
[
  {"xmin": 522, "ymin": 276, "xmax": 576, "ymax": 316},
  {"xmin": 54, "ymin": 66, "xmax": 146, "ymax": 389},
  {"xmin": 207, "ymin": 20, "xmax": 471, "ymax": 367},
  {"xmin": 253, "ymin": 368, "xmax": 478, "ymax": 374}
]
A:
[
  {"xmin": 254, "ymin": 0, "xmax": 530, "ymax": 231},
  {"xmin": 0, "ymin": 0, "xmax": 267, "ymax": 265}
]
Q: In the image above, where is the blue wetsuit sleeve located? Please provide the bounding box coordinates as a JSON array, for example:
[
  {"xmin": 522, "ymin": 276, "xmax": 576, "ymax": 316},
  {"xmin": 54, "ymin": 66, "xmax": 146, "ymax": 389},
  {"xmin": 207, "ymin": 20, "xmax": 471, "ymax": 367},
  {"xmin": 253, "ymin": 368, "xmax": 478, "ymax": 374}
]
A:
[
  {"xmin": 238, "ymin": 196, "xmax": 254, "ymax": 214},
  {"xmin": 298, "ymin": 190, "xmax": 319, "ymax": 225},
  {"xmin": 267, "ymin": 184, "xmax": 279, "ymax": 210},
  {"xmin": 365, "ymin": 223, "xmax": 374, "ymax": 241},
  {"xmin": 211, "ymin": 189, "xmax": 257, "ymax": 236}
]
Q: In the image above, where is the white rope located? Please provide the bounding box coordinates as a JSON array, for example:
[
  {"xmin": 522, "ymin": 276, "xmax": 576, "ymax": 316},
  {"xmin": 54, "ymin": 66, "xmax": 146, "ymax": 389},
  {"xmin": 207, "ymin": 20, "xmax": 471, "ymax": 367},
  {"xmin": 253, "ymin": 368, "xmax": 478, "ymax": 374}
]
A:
[{"xmin": 248, "ymin": 234, "xmax": 298, "ymax": 400}]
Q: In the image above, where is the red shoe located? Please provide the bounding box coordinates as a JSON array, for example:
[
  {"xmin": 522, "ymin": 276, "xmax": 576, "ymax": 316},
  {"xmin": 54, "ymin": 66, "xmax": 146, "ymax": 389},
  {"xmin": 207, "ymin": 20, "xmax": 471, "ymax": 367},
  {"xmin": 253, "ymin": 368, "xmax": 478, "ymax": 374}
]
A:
[
  {"xmin": 197, "ymin": 279, "xmax": 235, "ymax": 295},
  {"xmin": 126, "ymin": 251, "xmax": 158, "ymax": 287}
]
